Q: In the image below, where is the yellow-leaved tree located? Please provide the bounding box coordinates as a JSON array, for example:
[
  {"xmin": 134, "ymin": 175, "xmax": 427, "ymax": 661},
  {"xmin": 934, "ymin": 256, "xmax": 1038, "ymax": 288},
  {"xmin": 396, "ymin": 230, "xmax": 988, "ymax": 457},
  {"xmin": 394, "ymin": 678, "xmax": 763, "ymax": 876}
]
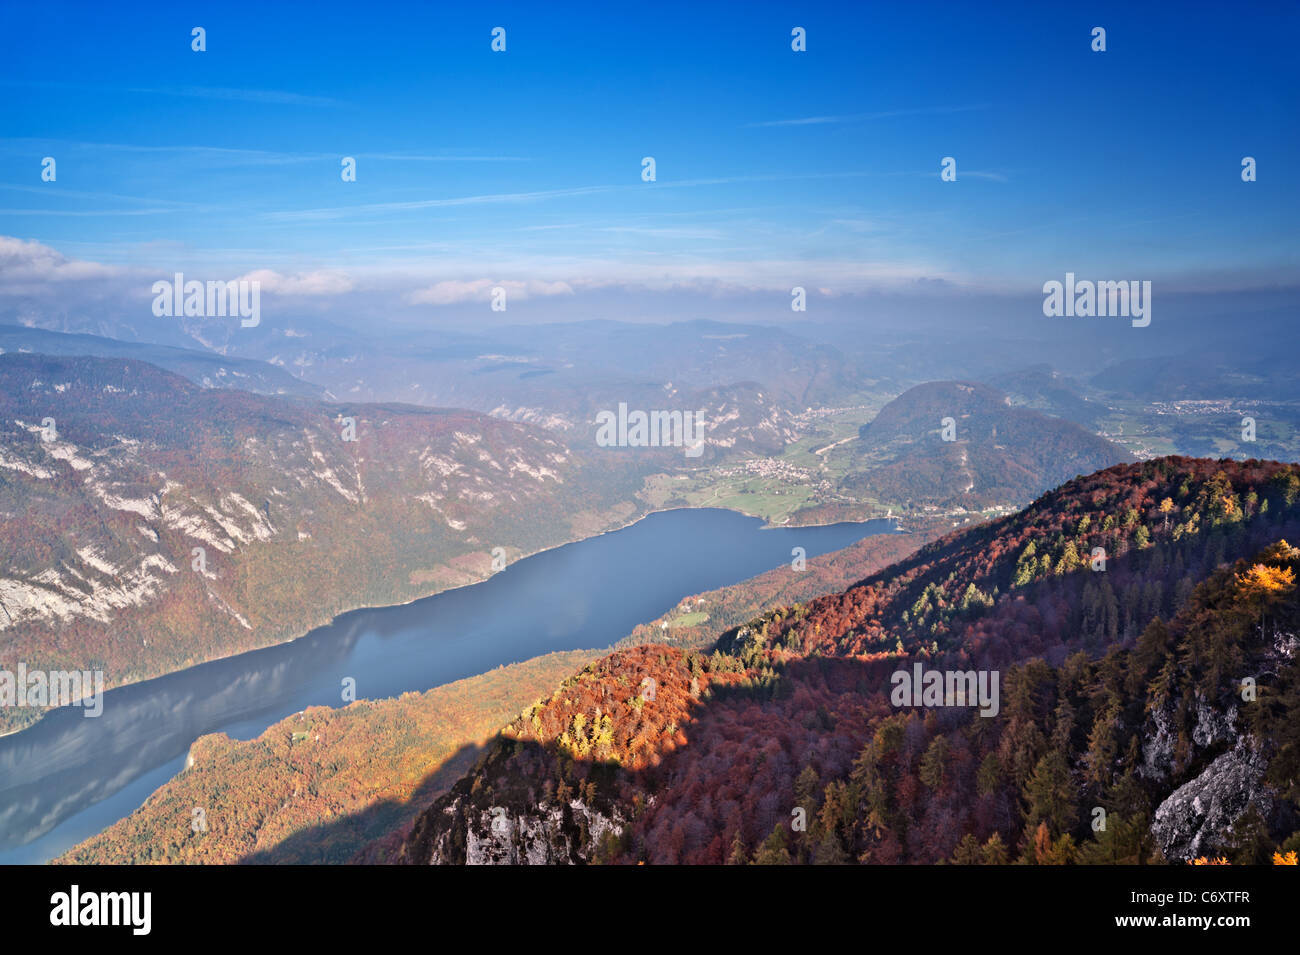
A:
[{"xmin": 1234, "ymin": 549, "xmax": 1297, "ymax": 636}]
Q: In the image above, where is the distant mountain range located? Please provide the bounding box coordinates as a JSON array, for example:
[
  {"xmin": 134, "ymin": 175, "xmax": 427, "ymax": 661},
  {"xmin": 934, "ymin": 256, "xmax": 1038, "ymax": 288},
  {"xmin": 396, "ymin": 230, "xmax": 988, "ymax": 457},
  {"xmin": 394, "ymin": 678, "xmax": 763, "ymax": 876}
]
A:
[
  {"xmin": 1091, "ymin": 353, "xmax": 1300, "ymax": 403},
  {"xmin": 8, "ymin": 318, "xmax": 1296, "ymax": 472},
  {"xmin": 0, "ymin": 324, "xmax": 323, "ymax": 398},
  {"xmin": 984, "ymin": 365, "xmax": 1107, "ymax": 429},
  {"xmin": 16, "ymin": 315, "xmax": 870, "ymax": 414}
]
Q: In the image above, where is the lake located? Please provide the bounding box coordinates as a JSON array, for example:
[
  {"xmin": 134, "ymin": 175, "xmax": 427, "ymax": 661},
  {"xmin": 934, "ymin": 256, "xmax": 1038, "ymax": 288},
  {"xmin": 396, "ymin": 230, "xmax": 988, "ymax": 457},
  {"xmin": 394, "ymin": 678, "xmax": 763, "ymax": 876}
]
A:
[{"xmin": 0, "ymin": 507, "xmax": 892, "ymax": 863}]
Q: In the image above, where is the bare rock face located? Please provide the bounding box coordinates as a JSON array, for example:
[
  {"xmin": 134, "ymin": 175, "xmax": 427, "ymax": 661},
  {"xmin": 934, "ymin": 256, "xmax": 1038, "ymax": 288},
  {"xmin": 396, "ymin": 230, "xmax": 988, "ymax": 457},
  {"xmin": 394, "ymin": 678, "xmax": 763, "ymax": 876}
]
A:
[
  {"xmin": 405, "ymin": 794, "xmax": 626, "ymax": 866},
  {"xmin": 1140, "ymin": 704, "xmax": 1177, "ymax": 781},
  {"xmin": 464, "ymin": 802, "xmax": 624, "ymax": 865},
  {"xmin": 1192, "ymin": 698, "xmax": 1238, "ymax": 749},
  {"xmin": 1140, "ymin": 694, "xmax": 1238, "ymax": 783},
  {"xmin": 1150, "ymin": 741, "xmax": 1270, "ymax": 862}
]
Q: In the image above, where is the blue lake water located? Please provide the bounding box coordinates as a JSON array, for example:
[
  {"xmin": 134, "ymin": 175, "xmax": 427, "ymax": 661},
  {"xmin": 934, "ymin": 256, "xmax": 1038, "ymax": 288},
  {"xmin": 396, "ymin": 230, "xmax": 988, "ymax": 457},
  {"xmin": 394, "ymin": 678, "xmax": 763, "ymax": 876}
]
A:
[{"xmin": 0, "ymin": 507, "xmax": 892, "ymax": 863}]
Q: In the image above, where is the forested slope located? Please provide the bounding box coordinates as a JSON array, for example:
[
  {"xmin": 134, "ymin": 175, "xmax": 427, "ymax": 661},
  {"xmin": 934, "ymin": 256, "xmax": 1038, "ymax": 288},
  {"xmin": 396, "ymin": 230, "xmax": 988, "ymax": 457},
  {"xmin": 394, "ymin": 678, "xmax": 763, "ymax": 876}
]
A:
[{"xmin": 397, "ymin": 458, "xmax": 1300, "ymax": 865}]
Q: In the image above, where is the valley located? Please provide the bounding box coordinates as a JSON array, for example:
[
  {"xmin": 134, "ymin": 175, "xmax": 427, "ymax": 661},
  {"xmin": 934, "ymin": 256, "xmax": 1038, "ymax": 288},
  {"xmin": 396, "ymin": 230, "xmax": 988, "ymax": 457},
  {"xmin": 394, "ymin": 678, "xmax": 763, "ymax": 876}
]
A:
[
  {"xmin": 3, "ymin": 506, "xmax": 896, "ymax": 862},
  {"xmin": 1, "ymin": 332, "xmax": 1163, "ymax": 735},
  {"xmin": 3, "ymin": 327, "xmax": 1298, "ymax": 868},
  {"xmin": 0, "ymin": 353, "xmax": 648, "ymax": 733}
]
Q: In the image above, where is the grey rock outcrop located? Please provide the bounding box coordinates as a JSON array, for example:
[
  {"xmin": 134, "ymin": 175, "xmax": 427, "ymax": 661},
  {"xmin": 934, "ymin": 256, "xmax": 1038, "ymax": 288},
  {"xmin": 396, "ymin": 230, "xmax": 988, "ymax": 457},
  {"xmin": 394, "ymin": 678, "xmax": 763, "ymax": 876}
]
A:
[
  {"xmin": 1150, "ymin": 740, "xmax": 1270, "ymax": 862},
  {"xmin": 1140, "ymin": 694, "xmax": 1238, "ymax": 783},
  {"xmin": 412, "ymin": 795, "xmax": 626, "ymax": 865}
]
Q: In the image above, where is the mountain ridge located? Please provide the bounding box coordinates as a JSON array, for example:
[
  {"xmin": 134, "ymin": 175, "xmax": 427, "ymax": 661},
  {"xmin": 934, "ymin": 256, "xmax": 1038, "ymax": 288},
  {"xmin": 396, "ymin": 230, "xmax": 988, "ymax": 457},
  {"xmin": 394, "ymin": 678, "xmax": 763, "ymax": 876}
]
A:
[
  {"xmin": 0, "ymin": 352, "xmax": 646, "ymax": 731},
  {"xmin": 394, "ymin": 456, "xmax": 1300, "ymax": 865}
]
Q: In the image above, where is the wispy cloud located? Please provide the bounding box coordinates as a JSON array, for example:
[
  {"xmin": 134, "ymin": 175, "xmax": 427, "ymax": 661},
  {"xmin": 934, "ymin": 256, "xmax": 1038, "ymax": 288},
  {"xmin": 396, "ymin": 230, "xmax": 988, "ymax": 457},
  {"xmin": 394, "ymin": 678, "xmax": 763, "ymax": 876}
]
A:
[
  {"xmin": 406, "ymin": 278, "xmax": 574, "ymax": 306},
  {"xmin": 0, "ymin": 79, "xmax": 343, "ymax": 108},
  {"xmin": 746, "ymin": 104, "xmax": 991, "ymax": 128},
  {"xmin": 260, "ymin": 185, "xmax": 619, "ymax": 222},
  {"xmin": 357, "ymin": 153, "xmax": 531, "ymax": 163},
  {"xmin": 0, "ymin": 236, "xmax": 120, "ymax": 282},
  {"xmin": 597, "ymin": 226, "xmax": 727, "ymax": 240},
  {"xmin": 0, "ymin": 185, "xmax": 212, "ymax": 218},
  {"xmin": 0, "ymin": 140, "xmax": 530, "ymax": 172},
  {"xmin": 0, "ymin": 207, "xmax": 183, "ymax": 217},
  {"xmin": 258, "ymin": 170, "xmax": 893, "ymax": 224},
  {"xmin": 955, "ymin": 170, "xmax": 1009, "ymax": 183},
  {"xmin": 0, "ymin": 138, "xmax": 322, "ymax": 167},
  {"xmin": 124, "ymin": 85, "xmax": 344, "ymax": 107},
  {"xmin": 0, "ymin": 184, "xmax": 206, "ymax": 207},
  {"xmin": 238, "ymin": 268, "xmax": 355, "ymax": 295}
]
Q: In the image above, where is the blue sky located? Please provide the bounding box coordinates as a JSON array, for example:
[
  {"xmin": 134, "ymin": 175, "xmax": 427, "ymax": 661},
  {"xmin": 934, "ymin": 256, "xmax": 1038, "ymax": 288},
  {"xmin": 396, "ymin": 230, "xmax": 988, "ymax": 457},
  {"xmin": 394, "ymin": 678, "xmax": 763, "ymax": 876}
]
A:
[{"xmin": 0, "ymin": 0, "xmax": 1296, "ymax": 320}]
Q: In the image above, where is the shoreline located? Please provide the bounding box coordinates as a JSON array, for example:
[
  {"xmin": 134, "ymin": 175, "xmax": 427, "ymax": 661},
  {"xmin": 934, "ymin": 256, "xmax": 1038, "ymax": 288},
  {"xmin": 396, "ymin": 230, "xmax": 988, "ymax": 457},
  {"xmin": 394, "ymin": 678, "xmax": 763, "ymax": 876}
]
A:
[
  {"xmin": 4, "ymin": 507, "xmax": 901, "ymax": 862},
  {"xmin": 1, "ymin": 503, "xmax": 899, "ymax": 743}
]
